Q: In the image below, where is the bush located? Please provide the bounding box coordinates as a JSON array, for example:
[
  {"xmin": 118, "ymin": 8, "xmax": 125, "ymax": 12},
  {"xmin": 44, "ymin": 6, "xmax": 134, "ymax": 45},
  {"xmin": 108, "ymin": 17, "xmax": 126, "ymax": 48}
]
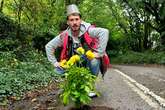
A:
[
  {"xmin": 0, "ymin": 50, "xmax": 56, "ymax": 105},
  {"xmin": 0, "ymin": 13, "xmax": 16, "ymax": 39},
  {"xmin": 111, "ymin": 51, "xmax": 165, "ymax": 65},
  {"xmin": 32, "ymin": 32, "xmax": 55, "ymax": 52},
  {"xmin": 0, "ymin": 39, "xmax": 20, "ymax": 51}
]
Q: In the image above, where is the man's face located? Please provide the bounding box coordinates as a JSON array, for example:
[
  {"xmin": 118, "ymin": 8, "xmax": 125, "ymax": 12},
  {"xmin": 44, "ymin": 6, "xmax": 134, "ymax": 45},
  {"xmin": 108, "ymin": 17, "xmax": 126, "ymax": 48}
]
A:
[{"xmin": 67, "ymin": 15, "xmax": 81, "ymax": 32}]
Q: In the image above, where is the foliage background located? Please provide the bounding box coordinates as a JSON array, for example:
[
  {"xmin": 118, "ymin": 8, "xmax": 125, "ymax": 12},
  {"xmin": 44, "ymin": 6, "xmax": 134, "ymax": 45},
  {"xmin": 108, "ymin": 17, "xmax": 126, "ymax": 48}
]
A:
[{"xmin": 1, "ymin": 0, "xmax": 165, "ymax": 52}]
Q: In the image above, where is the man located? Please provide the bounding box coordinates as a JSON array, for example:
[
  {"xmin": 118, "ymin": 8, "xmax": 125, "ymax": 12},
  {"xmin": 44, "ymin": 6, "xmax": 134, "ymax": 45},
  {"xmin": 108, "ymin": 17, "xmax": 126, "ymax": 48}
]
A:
[
  {"xmin": 45, "ymin": 4, "xmax": 109, "ymax": 97},
  {"xmin": 45, "ymin": 4, "xmax": 109, "ymax": 74}
]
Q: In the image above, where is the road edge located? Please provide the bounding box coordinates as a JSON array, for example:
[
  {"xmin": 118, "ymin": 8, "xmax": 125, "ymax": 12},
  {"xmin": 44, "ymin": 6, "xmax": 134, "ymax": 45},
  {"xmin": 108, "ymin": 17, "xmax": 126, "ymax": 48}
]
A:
[{"xmin": 114, "ymin": 69, "xmax": 165, "ymax": 108}]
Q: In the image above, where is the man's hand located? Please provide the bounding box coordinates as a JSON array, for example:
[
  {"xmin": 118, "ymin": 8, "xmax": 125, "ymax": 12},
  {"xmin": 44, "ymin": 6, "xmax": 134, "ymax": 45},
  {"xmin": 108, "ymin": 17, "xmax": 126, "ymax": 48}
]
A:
[
  {"xmin": 53, "ymin": 62, "xmax": 61, "ymax": 68},
  {"xmin": 93, "ymin": 52, "xmax": 101, "ymax": 58}
]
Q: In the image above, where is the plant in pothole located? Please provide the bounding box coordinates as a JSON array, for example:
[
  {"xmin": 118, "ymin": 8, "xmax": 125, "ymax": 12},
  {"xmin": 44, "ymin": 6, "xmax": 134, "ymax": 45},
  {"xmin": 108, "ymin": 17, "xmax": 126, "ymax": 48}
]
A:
[
  {"xmin": 60, "ymin": 66, "xmax": 97, "ymax": 108},
  {"xmin": 59, "ymin": 47, "xmax": 98, "ymax": 108}
]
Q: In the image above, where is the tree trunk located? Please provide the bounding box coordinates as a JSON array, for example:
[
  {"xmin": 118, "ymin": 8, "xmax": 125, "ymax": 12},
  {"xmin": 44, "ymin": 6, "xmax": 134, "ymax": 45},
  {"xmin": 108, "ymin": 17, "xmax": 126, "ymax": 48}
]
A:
[
  {"xmin": 0, "ymin": 0, "xmax": 4, "ymax": 13},
  {"xmin": 13, "ymin": 0, "xmax": 22, "ymax": 40},
  {"xmin": 65, "ymin": 0, "xmax": 71, "ymax": 5},
  {"xmin": 160, "ymin": 31, "xmax": 165, "ymax": 50},
  {"xmin": 16, "ymin": 10, "xmax": 21, "ymax": 39},
  {"xmin": 143, "ymin": 14, "xmax": 151, "ymax": 50},
  {"xmin": 65, "ymin": 0, "xmax": 80, "ymax": 5},
  {"xmin": 159, "ymin": 19, "xmax": 165, "ymax": 50}
]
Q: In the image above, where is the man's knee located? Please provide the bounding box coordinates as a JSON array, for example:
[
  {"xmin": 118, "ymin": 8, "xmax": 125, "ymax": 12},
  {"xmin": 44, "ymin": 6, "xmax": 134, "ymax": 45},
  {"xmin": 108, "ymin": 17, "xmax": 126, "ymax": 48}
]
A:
[
  {"xmin": 90, "ymin": 58, "xmax": 100, "ymax": 67},
  {"xmin": 89, "ymin": 58, "xmax": 100, "ymax": 76}
]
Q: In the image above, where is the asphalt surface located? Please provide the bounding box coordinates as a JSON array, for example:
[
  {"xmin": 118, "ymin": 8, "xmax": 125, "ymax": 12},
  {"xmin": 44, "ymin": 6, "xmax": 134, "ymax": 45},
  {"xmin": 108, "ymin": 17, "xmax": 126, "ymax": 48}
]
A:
[
  {"xmin": 114, "ymin": 65, "xmax": 165, "ymax": 99},
  {"xmin": 91, "ymin": 67, "xmax": 165, "ymax": 110}
]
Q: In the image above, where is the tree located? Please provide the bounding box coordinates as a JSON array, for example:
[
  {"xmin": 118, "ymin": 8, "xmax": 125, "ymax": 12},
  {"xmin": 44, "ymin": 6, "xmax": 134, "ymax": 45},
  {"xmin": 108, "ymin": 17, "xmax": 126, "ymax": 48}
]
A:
[
  {"xmin": 12, "ymin": 0, "xmax": 25, "ymax": 39},
  {"xmin": 143, "ymin": 0, "xmax": 165, "ymax": 50}
]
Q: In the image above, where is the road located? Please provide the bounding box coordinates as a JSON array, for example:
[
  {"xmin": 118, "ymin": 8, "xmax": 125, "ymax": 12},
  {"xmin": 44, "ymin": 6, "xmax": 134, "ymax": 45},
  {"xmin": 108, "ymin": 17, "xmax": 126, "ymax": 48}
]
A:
[
  {"xmin": 114, "ymin": 65, "xmax": 165, "ymax": 99},
  {"xmin": 91, "ymin": 65, "xmax": 165, "ymax": 110}
]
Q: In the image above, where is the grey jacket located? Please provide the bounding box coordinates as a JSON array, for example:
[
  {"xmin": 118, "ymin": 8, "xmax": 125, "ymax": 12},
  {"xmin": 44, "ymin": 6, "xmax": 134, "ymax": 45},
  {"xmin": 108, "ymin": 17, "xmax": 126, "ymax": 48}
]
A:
[{"xmin": 45, "ymin": 21, "xmax": 109, "ymax": 65}]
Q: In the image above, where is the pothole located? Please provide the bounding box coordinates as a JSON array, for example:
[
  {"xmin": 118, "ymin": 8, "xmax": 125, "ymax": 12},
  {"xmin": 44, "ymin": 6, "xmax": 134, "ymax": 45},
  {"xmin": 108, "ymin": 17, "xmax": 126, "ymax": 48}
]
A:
[{"xmin": 68, "ymin": 105, "xmax": 114, "ymax": 110}]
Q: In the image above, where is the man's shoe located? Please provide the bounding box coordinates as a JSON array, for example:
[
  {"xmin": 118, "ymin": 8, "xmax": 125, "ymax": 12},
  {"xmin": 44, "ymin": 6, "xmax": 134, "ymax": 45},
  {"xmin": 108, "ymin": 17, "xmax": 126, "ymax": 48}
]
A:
[{"xmin": 88, "ymin": 91, "xmax": 97, "ymax": 98}]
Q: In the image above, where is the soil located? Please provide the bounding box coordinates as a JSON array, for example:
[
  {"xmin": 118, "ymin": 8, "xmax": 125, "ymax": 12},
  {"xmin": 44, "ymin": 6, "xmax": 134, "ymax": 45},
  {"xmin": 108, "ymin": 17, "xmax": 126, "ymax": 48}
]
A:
[
  {"xmin": 7, "ymin": 81, "xmax": 61, "ymax": 110},
  {"xmin": 69, "ymin": 105, "xmax": 114, "ymax": 110},
  {"xmin": 1, "ymin": 80, "xmax": 113, "ymax": 110}
]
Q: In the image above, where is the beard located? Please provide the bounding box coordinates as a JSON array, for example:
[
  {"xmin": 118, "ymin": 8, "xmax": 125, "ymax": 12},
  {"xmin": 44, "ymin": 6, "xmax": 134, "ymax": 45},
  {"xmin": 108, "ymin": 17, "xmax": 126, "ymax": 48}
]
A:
[{"xmin": 71, "ymin": 25, "xmax": 80, "ymax": 32}]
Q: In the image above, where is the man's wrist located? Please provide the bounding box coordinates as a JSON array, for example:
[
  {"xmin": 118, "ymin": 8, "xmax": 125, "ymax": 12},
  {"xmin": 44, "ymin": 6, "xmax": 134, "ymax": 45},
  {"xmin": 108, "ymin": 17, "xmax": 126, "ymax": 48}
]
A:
[
  {"xmin": 93, "ymin": 52, "xmax": 101, "ymax": 58},
  {"xmin": 53, "ymin": 61, "xmax": 60, "ymax": 67}
]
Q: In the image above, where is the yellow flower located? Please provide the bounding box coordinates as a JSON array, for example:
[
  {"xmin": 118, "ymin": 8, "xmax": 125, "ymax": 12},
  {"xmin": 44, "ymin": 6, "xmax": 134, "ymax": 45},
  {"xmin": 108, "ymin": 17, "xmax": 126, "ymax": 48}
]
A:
[
  {"xmin": 60, "ymin": 59, "xmax": 67, "ymax": 65},
  {"xmin": 76, "ymin": 47, "xmax": 85, "ymax": 54},
  {"xmin": 66, "ymin": 60, "xmax": 74, "ymax": 67},
  {"xmin": 69, "ymin": 56, "xmax": 76, "ymax": 63},
  {"xmin": 73, "ymin": 55, "xmax": 80, "ymax": 61},
  {"xmin": 62, "ymin": 65, "xmax": 69, "ymax": 69},
  {"xmin": 60, "ymin": 59, "xmax": 68, "ymax": 68},
  {"xmin": 86, "ymin": 50, "xmax": 95, "ymax": 60},
  {"xmin": 70, "ymin": 55, "xmax": 80, "ymax": 62},
  {"xmin": 66, "ymin": 55, "xmax": 80, "ymax": 67}
]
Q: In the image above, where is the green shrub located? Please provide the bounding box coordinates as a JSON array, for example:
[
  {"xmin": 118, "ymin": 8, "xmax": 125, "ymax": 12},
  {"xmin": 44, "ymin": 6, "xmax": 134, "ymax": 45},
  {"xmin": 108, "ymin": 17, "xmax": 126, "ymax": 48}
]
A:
[
  {"xmin": 0, "ymin": 50, "xmax": 56, "ymax": 105},
  {"xmin": 0, "ymin": 39, "xmax": 20, "ymax": 51},
  {"xmin": 0, "ymin": 13, "xmax": 16, "ymax": 39},
  {"xmin": 111, "ymin": 51, "xmax": 165, "ymax": 65}
]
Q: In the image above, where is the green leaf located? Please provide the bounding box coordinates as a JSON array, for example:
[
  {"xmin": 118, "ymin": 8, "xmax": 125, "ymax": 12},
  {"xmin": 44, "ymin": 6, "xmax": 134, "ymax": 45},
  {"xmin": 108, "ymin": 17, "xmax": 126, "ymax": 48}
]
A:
[
  {"xmin": 84, "ymin": 86, "xmax": 90, "ymax": 93},
  {"xmin": 62, "ymin": 92, "xmax": 69, "ymax": 105},
  {"xmin": 80, "ymin": 95, "xmax": 91, "ymax": 104}
]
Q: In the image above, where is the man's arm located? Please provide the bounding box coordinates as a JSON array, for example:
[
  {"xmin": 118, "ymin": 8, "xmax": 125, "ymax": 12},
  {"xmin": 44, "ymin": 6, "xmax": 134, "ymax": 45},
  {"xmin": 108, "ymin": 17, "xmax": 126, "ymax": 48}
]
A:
[
  {"xmin": 88, "ymin": 27, "xmax": 109, "ymax": 57},
  {"xmin": 45, "ymin": 35, "xmax": 63, "ymax": 66}
]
